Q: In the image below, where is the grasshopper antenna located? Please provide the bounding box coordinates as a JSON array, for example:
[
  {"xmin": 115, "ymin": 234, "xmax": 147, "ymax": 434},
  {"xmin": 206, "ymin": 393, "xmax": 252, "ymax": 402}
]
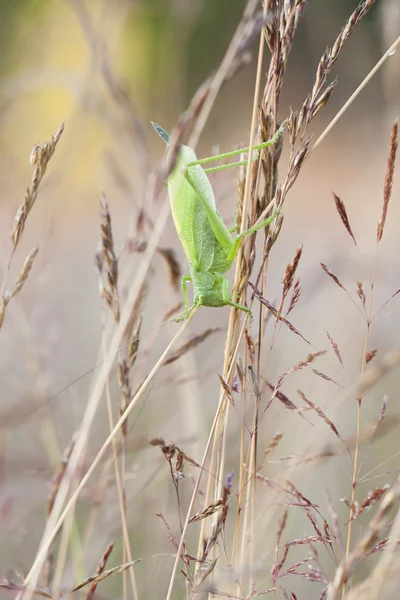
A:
[{"xmin": 151, "ymin": 121, "xmax": 171, "ymax": 145}]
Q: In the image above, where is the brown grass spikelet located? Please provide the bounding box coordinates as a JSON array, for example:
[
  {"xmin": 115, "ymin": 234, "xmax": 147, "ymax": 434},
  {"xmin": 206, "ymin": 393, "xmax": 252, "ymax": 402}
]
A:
[
  {"xmin": 310, "ymin": 77, "xmax": 338, "ymax": 120},
  {"xmin": 189, "ymin": 499, "xmax": 224, "ymax": 523},
  {"xmin": 198, "ymin": 485, "xmax": 231, "ymax": 565},
  {"xmin": 94, "ymin": 249, "xmax": 103, "ymax": 274},
  {"xmin": 244, "ymin": 327, "xmax": 256, "ymax": 365},
  {"xmin": 356, "ymin": 349, "xmax": 400, "ymax": 397},
  {"xmin": 365, "ymin": 348, "xmax": 377, "ymax": 364},
  {"xmin": 156, "ymin": 512, "xmax": 179, "ymax": 551},
  {"xmin": 98, "ymin": 194, "xmax": 119, "ymax": 321},
  {"xmin": 370, "ymin": 394, "xmax": 389, "ymax": 446},
  {"xmin": 304, "ymin": 0, "xmax": 377, "ymax": 130},
  {"xmin": 332, "ymin": 191, "xmax": 357, "ymax": 246},
  {"xmin": 291, "ymin": 350, "xmax": 326, "ymax": 372},
  {"xmin": 311, "ymin": 368, "xmax": 340, "ymax": 386},
  {"xmin": 286, "ymin": 480, "xmax": 316, "ymax": 508},
  {"xmin": 265, "ymin": 380, "xmax": 301, "ymax": 413},
  {"xmin": 283, "ymin": 139, "xmax": 311, "ymax": 194},
  {"xmin": 286, "ymin": 279, "xmax": 301, "ymax": 315},
  {"xmin": 162, "ymin": 328, "xmax": 221, "ymax": 366},
  {"xmin": 0, "ymin": 247, "xmax": 39, "ymax": 330},
  {"xmin": 150, "ymin": 437, "xmax": 177, "ymax": 462},
  {"xmin": 100, "ymin": 195, "xmax": 118, "ymax": 283},
  {"xmin": 250, "ymin": 282, "xmax": 311, "ymax": 345},
  {"xmin": 149, "ymin": 437, "xmax": 201, "ymax": 470},
  {"xmin": 128, "ymin": 315, "xmax": 143, "ymax": 369},
  {"xmin": 320, "ymin": 263, "xmax": 346, "ymax": 291},
  {"xmin": 327, "ymin": 475, "xmax": 400, "ymax": 599},
  {"xmin": 0, "ymin": 297, "xmax": 6, "ymax": 329},
  {"xmin": 8, "ymin": 248, "xmax": 39, "ymax": 301},
  {"xmin": 47, "ymin": 438, "xmax": 75, "ymax": 518},
  {"xmin": 282, "ymin": 245, "xmax": 303, "ymax": 301},
  {"xmin": 71, "ymin": 559, "xmax": 143, "ymax": 594},
  {"xmin": 287, "ymin": 108, "xmax": 298, "ymax": 150},
  {"xmin": 156, "ymin": 247, "xmax": 181, "ymax": 290},
  {"xmin": 264, "ymin": 432, "xmax": 283, "ymax": 457},
  {"xmin": 326, "ymin": 492, "xmax": 345, "ymax": 558},
  {"xmin": 218, "ymin": 374, "xmax": 236, "ymax": 407},
  {"xmin": 259, "ymin": 111, "xmax": 284, "ymax": 185},
  {"xmin": 377, "ymin": 119, "xmax": 398, "ymax": 242},
  {"xmin": 149, "ymin": 436, "xmax": 167, "ymax": 448},
  {"xmin": 11, "ymin": 123, "xmax": 64, "ymax": 250},
  {"xmin": 324, "ymin": 330, "xmax": 344, "ymax": 367},
  {"xmin": 297, "ymin": 389, "xmax": 343, "ymax": 442},
  {"xmin": 86, "ymin": 543, "xmax": 114, "ymax": 600},
  {"xmin": 356, "ymin": 281, "xmax": 366, "ymax": 308},
  {"xmin": 350, "ymin": 485, "xmax": 390, "ymax": 522},
  {"xmin": 330, "ymin": 0, "xmax": 377, "ymax": 62},
  {"xmin": 236, "ymin": 176, "xmax": 245, "ymax": 230},
  {"xmin": 272, "ymin": 510, "xmax": 288, "ymax": 585}
]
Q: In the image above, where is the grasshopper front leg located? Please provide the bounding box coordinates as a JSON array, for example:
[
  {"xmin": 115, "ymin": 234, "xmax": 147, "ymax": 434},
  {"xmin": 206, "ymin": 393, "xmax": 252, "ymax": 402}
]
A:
[
  {"xmin": 173, "ymin": 274, "xmax": 194, "ymax": 322},
  {"xmin": 227, "ymin": 211, "xmax": 278, "ymax": 264}
]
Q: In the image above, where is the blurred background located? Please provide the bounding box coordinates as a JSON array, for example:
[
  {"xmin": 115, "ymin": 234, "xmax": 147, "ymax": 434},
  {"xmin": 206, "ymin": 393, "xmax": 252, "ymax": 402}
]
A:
[{"xmin": 0, "ymin": 0, "xmax": 399, "ymax": 598}]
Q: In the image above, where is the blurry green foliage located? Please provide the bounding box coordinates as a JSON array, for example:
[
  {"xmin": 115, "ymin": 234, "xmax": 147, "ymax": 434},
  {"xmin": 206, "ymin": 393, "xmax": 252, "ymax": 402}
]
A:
[
  {"xmin": 0, "ymin": 0, "xmax": 50, "ymax": 73},
  {"xmin": 119, "ymin": 0, "xmax": 380, "ymax": 114}
]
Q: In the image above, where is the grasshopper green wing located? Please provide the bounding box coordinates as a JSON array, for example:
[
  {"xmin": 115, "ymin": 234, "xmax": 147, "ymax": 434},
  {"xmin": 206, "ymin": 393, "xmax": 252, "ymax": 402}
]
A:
[{"xmin": 168, "ymin": 144, "xmax": 220, "ymax": 272}]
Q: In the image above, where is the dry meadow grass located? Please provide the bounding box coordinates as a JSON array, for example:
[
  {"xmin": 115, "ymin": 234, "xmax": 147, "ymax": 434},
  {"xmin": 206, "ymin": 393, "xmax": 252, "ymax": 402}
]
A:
[{"xmin": 1, "ymin": 1, "xmax": 400, "ymax": 600}]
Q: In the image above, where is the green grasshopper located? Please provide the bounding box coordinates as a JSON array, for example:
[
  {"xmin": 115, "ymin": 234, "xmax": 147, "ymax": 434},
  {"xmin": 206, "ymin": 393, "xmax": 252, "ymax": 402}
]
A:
[{"xmin": 152, "ymin": 121, "xmax": 284, "ymax": 321}]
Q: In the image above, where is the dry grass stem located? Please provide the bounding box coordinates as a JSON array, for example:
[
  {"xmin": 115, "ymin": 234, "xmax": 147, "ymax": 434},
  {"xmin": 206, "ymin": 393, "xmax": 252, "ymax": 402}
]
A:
[{"xmin": 7, "ymin": 2, "xmax": 400, "ymax": 600}]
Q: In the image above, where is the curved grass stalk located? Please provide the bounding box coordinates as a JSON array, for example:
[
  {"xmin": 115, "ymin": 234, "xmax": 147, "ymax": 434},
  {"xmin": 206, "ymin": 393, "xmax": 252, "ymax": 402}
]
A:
[{"xmin": 20, "ymin": 198, "xmax": 178, "ymax": 600}]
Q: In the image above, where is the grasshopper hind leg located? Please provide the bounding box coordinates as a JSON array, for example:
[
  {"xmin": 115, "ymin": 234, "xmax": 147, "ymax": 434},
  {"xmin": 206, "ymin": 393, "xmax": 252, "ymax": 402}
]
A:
[{"xmin": 227, "ymin": 299, "xmax": 252, "ymax": 317}]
